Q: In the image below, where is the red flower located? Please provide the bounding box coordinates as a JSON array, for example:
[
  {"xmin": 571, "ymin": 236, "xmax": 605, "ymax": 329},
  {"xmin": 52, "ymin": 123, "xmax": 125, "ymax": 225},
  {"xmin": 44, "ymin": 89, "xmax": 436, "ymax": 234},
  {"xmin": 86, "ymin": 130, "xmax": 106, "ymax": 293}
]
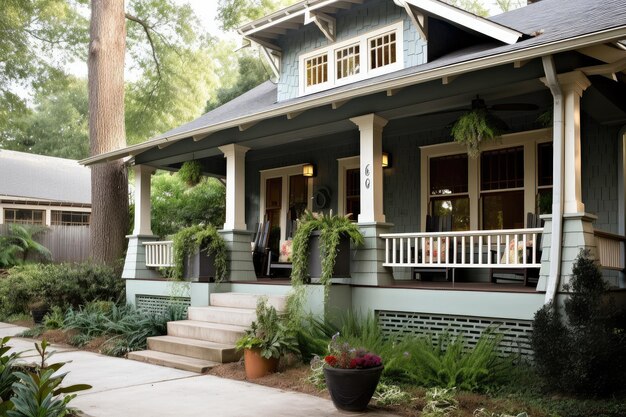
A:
[
  {"xmin": 349, "ymin": 359, "xmax": 358, "ymax": 369},
  {"xmin": 325, "ymin": 355, "xmax": 338, "ymax": 367}
]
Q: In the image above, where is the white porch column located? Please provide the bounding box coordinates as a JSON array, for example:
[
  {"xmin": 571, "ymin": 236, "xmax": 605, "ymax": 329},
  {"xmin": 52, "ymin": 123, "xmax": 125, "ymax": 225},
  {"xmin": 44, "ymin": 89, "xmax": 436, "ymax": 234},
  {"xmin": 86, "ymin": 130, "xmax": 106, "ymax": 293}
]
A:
[
  {"xmin": 132, "ymin": 164, "xmax": 156, "ymax": 235},
  {"xmin": 559, "ymin": 71, "xmax": 591, "ymax": 214},
  {"xmin": 123, "ymin": 164, "xmax": 160, "ymax": 281},
  {"xmin": 349, "ymin": 114, "xmax": 388, "ymax": 223},
  {"xmin": 219, "ymin": 144, "xmax": 250, "ymax": 231}
]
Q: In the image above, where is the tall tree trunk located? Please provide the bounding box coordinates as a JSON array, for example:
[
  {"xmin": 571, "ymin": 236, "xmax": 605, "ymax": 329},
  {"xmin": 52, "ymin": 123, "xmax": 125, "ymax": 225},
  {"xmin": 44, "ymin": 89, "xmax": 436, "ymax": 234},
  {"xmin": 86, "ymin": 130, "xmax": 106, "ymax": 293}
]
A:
[{"xmin": 88, "ymin": 0, "xmax": 129, "ymax": 265}]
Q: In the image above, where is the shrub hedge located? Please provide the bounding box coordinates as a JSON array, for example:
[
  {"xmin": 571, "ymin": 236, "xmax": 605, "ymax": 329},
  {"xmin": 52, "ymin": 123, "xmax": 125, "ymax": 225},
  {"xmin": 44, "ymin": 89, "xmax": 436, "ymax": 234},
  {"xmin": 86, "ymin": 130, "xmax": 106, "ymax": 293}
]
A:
[{"xmin": 0, "ymin": 263, "xmax": 125, "ymax": 319}]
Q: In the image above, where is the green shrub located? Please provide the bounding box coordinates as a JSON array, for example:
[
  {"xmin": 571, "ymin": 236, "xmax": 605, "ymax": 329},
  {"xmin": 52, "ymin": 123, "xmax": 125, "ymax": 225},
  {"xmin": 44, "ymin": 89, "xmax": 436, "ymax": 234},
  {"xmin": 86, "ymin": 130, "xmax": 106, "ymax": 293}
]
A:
[
  {"xmin": 0, "ymin": 263, "xmax": 124, "ymax": 319},
  {"xmin": 531, "ymin": 250, "xmax": 626, "ymax": 396},
  {"xmin": 0, "ymin": 337, "xmax": 20, "ymax": 405},
  {"xmin": 3, "ymin": 339, "xmax": 90, "ymax": 416}
]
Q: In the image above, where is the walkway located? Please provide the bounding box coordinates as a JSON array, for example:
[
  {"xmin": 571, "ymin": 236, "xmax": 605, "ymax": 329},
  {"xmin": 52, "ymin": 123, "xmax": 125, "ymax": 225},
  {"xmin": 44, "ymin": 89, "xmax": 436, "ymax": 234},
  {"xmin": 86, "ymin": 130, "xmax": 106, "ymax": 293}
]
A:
[{"xmin": 0, "ymin": 323, "xmax": 398, "ymax": 417}]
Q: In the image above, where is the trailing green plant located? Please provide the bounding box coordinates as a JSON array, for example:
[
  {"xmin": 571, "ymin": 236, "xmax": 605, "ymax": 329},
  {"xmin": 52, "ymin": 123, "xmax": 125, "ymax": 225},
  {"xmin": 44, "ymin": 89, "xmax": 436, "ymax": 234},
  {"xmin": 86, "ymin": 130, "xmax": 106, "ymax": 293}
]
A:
[
  {"xmin": 372, "ymin": 380, "xmax": 412, "ymax": 406},
  {"xmin": 473, "ymin": 409, "xmax": 528, "ymax": 417},
  {"xmin": 0, "ymin": 263, "xmax": 124, "ymax": 320},
  {"xmin": 177, "ymin": 160, "xmax": 203, "ymax": 186},
  {"xmin": 531, "ymin": 249, "xmax": 626, "ymax": 396},
  {"xmin": 171, "ymin": 224, "xmax": 227, "ymax": 281},
  {"xmin": 43, "ymin": 307, "xmax": 65, "ymax": 330},
  {"xmin": 451, "ymin": 109, "xmax": 504, "ymax": 157},
  {"xmin": 0, "ymin": 225, "xmax": 51, "ymax": 268},
  {"xmin": 3, "ymin": 339, "xmax": 91, "ymax": 417},
  {"xmin": 421, "ymin": 387, "xmax": 458, "ymax": 417},
  {"xmin": 235, "ymin": 298, "xmax": 299, "ymax": 359},
  {"xmin": 291, "ymin": 211, "xmax": 364, "ymax": 297}
]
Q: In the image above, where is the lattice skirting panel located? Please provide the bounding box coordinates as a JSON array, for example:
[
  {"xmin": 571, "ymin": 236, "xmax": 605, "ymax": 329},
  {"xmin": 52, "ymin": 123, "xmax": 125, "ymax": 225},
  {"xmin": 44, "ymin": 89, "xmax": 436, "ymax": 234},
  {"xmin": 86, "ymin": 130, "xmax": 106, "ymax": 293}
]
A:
[
  {"xmin": 136, "ymin": 294, "xmax": 191, "ymax": 317},
  {"xmin": 377, "ymin": 310, "xmax": 534, "ymax": 356}
]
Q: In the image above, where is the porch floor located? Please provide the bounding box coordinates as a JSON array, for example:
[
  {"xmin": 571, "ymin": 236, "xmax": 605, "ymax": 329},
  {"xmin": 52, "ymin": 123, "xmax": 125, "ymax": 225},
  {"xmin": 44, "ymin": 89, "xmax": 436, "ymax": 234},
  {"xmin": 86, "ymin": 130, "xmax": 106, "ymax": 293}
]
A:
[{"xmin": 233, "ymin": 278, "xmax": 541, "ymax": 293}]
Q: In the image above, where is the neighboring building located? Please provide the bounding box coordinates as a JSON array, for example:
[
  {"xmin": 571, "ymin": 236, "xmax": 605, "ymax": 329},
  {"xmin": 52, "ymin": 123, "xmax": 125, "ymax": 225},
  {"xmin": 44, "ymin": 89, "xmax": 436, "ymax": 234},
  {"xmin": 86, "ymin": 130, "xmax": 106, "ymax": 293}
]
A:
[
  {"xmin": 83, "ymin": 0, "xmax": 626, "ymax": 359},
  {"xmin": 0, "ymin": 150, "xmax": 91, "ymax": 226}
]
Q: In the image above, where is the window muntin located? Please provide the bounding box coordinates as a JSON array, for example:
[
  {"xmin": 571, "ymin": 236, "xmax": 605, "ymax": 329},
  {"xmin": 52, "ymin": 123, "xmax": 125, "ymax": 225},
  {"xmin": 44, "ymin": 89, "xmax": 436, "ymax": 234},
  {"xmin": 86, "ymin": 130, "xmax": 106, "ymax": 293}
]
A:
[
  {"xmin": 305, "ymin": 54, "xmax": 328, "ymax": 87},
  {"xmin": 429, "ymin": 154, "xmax": 469, "ymax": 231},
  {"xmin": 51, "ymin": 211, "xmax": 90, "ymax": 226},
  {"xmin": 299, "ymin": 22, "xmax": 402, "ymax": 95},
  {"xmin": 480, "ymin": 146, "xmax": 524, "ymax": 230},
  {"xmin": 336, "ymin": 44, "xmax": 360, "ymax": 80},
  {"xmin": 3, "ymin": 208, "xmax": 45, "ymax": 225},
  {"xmin": 369, "ymin": 31, "xmax": 396, "ymax": 70}
]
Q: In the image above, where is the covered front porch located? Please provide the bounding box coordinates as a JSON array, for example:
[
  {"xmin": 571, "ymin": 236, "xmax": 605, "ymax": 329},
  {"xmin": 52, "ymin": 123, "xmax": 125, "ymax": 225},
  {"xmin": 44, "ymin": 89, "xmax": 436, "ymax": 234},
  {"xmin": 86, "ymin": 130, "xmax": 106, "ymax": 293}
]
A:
[{"xmin": 120, "ymin": 52, "xmax": 626, "ymax": 325}]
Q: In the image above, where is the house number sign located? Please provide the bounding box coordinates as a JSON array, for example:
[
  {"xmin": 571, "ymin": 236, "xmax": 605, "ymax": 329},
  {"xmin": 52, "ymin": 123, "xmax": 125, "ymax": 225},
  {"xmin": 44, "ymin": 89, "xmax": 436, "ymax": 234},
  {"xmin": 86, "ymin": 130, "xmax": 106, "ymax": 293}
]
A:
[{"xmin": 364, "ymin": 164, "xmax": 371, "ymax": 189}]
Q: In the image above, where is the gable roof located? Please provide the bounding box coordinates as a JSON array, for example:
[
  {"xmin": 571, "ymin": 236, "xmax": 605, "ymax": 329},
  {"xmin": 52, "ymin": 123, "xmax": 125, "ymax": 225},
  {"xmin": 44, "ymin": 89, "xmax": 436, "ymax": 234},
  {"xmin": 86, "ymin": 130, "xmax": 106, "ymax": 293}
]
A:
[
  {"xmin": 81, "ymin": 0, "xmax": 626, "ymax": 166},
  {"xmin": 0, "ymin": 150, "xmax": 91, "ymax": 205}
]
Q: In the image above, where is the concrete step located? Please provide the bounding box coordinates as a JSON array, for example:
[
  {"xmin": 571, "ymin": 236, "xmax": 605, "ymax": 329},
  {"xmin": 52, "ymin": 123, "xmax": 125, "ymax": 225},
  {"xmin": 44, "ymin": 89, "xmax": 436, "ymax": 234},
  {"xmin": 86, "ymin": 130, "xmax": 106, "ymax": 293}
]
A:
[
  {"xmin": 167, "ymin": 320, "xmax": 247, "ymax": 344},
  {"xmin": 187, "ymin": 306, "xmax": 256, "ymax": 327},
  {"xmin": 128, "ymin": 350, "xmax": 219, "ymax": 373},
  {"xmin": 210, "ymin": 292, "xmax": 287, "ymax": 312},
  {"xmin": 147, "ymin": 335, "xmax": 241, "ymax": 363}
]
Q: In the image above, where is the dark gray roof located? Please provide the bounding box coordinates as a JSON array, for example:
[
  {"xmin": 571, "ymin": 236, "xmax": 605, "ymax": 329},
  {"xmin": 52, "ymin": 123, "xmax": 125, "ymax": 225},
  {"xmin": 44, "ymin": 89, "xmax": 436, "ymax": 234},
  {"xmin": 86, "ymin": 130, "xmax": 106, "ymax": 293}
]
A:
[
  {"xmin": 81, "ymin": 0, "xmax": 626, "ymax": 166},
  {"xmin": 0, "ymin": 150, "xmax": 91, "ymax": 204},
  {"xmin": 151, "ymin": 0, "xmax": 626, "ymax": 142}
]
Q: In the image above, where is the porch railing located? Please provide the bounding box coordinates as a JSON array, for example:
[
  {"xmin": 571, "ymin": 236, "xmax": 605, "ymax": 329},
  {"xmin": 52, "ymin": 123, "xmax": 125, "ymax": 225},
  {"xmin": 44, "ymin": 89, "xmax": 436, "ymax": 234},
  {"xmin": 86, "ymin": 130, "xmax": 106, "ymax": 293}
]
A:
[
  {"xmin": 594, "ymin": 230, "xmax": 625, "ymax": 271},
  {"xmin": 381, "ymin": 228, "xmax": 543, "ymax": 269},
  {"xmin": 143, "ymin": 240, "xmax": 174, "ymax": 267}
]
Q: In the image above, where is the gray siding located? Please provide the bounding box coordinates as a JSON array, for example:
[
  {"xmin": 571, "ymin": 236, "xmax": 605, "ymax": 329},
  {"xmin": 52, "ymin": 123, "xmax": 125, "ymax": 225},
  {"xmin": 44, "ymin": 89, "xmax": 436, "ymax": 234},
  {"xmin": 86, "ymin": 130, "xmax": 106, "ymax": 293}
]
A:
[
  {"xmin": 277, "ymin": 0, "xmax": 427, "ymax": 101},
  {"xmin": 581, "ymin": 115, "xmax": 621, "ymax": 233}
]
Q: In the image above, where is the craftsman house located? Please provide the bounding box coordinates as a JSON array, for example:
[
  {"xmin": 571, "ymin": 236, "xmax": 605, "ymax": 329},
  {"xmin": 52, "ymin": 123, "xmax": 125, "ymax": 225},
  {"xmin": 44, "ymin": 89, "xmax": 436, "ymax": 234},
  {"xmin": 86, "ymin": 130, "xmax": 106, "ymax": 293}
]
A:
[{"xmin": 84, "ymin": 0, "xmax": 626, "ymax": 363}]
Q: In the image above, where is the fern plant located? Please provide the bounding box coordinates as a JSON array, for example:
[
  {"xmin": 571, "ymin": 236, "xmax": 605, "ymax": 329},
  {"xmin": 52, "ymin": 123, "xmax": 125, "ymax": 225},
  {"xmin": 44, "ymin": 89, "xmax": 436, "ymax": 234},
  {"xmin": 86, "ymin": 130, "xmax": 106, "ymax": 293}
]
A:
[
  {"xmin": 451, "ymin": 109, "xmax": 504, "ymax": 157},
  {"xmin": 177, "ymin": 161, "xmax": 203, "ymax": 186},
  {"xmin": 291, "ymin": 211, "xmax": 364, "ymax": 297},
  {"xmin": 171, "ymin": 224, "xmax": 227, "ymax": 281}
]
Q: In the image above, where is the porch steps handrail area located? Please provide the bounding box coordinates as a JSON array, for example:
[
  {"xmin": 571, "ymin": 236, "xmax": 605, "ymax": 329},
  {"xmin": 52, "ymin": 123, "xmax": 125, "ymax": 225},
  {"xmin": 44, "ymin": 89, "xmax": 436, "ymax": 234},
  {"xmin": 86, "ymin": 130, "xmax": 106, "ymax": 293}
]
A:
[
  {"xmin": 381, "ymin": 228, "xmax": 543, "ymax": 269},
  {"xmin": 594, "ymin": 230, "xmax": 626, "ymax": 271},
  {"xmin": 144, "ymin": 240, "xmax": 174, "ymax": 267}
]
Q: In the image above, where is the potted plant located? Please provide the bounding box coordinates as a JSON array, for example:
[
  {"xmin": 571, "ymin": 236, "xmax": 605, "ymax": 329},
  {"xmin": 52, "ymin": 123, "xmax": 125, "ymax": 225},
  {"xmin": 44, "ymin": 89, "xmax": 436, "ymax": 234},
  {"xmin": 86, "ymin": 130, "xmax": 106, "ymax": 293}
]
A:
[
  {"xmin": 171, "ymin": 224, "xmax": 227, "ymax": 282},
  {"xmin": 320, "ymin": 333, "xmax": 383, "ymax": 411},
  {"xmin": 235, "ymin": 298, "xmax": 298, "ymax": 379},
  {"xmin": 291, "ymin": 211, "xmax": 364, "ymax": 293},
  {"xmin": 451, "ymin": 108, "xmax": 505, "ymax": 158},
  {"xmin": 28, "ymin": 299, "xmax": 50, "ymax": 324}
]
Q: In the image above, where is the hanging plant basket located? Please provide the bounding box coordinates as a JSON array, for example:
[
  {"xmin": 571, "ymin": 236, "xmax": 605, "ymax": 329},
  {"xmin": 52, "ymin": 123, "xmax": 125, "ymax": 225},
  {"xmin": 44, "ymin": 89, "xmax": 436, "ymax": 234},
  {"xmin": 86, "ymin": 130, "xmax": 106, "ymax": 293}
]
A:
[
  {"xmin": 178, "ymin": 161, "xmax": 203, "ymax": 186},
  {"xmin": 451, "ymin": 109, "xmax": 505, "ymax": 158}
]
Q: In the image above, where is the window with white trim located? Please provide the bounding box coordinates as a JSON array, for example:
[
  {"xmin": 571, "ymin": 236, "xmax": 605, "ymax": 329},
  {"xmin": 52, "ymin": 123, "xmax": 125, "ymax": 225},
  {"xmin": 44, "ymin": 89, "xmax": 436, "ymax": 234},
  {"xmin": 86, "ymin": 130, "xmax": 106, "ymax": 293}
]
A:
[
  {"xmin": 305, "ymin": 54, "xmax": 328, "ymax": 87},
  {"xmin": 369, "ymin": 31, "xmax": 396, "ymax": 70},
  {"xmin": 299, "ymin": 22, "xmax": 403, "ymax": 95},
  {"xmin": 420, "ymin": 129, "xmax": 553, "ymax": 232},
  {"xmin": 336, "ymin": 44, "xmax": 360, "ymax": 80}
]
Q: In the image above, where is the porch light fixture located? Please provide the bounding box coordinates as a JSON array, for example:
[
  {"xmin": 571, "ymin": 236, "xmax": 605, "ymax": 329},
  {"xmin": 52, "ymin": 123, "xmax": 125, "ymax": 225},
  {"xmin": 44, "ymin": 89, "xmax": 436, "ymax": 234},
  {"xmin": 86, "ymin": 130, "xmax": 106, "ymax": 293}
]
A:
[
  {"xmin": 303, "ymin": 163, "xmax": 315, "ymax": 177},
  {"xmin": 382, "ymin": 152, "xmax": 390, "ymax": 168}
]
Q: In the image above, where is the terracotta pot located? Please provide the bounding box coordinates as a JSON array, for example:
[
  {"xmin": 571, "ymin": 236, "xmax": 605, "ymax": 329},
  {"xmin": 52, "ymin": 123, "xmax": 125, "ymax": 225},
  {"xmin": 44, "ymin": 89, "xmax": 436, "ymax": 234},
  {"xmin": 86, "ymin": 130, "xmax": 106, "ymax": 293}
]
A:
[
  {"xmin": 243, "ymin": 348, "xmax": 279, "ymax": 379},
  {"xmin": 323, "ymin": 365, "xmax": 384, "ymax": 411}
]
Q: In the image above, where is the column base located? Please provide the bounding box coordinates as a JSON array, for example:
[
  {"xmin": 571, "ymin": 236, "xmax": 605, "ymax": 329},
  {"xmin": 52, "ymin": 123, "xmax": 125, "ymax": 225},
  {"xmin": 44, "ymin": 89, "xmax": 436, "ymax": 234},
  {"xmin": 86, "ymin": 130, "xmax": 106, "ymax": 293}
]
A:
[
  {"xmin": 351, "ymin": 222, "xmax": 395, "ymax": 286},
  {"xmin": 219, "ymin": 229, "xmax": 256, "ymax": 281},
  {"xmin": 122, "ymin": 235, "xmax": 163, "ymax": 280},
  {"xmin": 537, "ymin": 213, "xmax": 597, "ymax": 292}
]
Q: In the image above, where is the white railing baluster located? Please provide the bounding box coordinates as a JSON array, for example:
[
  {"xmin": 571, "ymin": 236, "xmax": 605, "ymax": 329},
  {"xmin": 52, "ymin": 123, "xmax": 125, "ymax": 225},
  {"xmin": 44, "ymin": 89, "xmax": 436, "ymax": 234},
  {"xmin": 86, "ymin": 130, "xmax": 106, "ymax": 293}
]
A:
[
  {"xmin": 400, "ymin": 238, "xmax": 404, "ymax": 265},
  {"xmin": 505, "ymin": 234, "xmax": 510, "ymax": 265},
  {"xmin": 478, "ymin": 235, "xmax": 483, "ymax": 265},
  {"xmin": 392, "ymin": 239, "xmax": 397, "ymax": 264},
  {"xmin": 487, "ymin": 235, "xmax": 492, "ymax": 265},
  {"xmin": 522, "ymin": 234, "xmax": 527, "ymax": 266},
  {"xmin": 461, "ymin": 236, "xmax": 466, "ymax": 264},
  {"xmin": 453, "ymin": 236, "xmax": 458, "ymax": 264},
  {"xmin": 429, "ymin": 237, "xmax": 434, "ymax": 264},
  {"xmin": 421, "ymin": 237, "xmax": 426, "ymax": 266},
  {"xmin": 385, "ymin": 238, "xmax": 389, "ymax": 264}
]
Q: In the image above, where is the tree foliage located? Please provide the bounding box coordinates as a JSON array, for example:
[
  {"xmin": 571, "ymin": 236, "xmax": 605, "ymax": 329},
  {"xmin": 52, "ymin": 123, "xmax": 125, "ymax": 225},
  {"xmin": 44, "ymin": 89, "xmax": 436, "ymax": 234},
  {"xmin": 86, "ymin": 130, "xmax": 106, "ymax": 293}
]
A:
[
  {"xmin": 217, "ymin": 0, "xmax": 297, "ymax": 30},
  {"xmin": 150, "ymin": 172, "xmax": 225, "ymax": 238}
]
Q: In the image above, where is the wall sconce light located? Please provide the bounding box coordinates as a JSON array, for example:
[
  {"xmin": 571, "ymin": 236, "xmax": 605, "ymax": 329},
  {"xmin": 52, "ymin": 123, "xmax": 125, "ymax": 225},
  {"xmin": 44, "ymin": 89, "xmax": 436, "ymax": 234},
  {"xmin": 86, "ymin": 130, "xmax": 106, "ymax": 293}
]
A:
[
  {"xmin": 382, "ymin": 152, "xmax": 390, "ymax": 168},
  {"xmin": 303, "ymin": 163, "xmax": 315, "ymax": 177}
]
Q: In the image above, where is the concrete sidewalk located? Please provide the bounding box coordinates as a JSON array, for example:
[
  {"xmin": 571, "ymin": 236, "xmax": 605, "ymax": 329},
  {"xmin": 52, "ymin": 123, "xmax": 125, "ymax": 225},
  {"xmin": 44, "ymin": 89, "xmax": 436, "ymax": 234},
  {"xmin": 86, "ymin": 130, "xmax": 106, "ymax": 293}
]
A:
[{"xmin": 1, "ymin": 323, "xmax": 398, "ymax": 417}]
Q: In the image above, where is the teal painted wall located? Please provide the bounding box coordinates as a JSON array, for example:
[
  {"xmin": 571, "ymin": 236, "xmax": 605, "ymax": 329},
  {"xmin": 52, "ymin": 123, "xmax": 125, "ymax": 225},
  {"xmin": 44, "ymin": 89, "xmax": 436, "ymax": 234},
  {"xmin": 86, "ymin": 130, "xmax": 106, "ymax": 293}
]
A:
[{"xmin": 276, "ymin": 0, "xmax": 427, "ymax": 101}]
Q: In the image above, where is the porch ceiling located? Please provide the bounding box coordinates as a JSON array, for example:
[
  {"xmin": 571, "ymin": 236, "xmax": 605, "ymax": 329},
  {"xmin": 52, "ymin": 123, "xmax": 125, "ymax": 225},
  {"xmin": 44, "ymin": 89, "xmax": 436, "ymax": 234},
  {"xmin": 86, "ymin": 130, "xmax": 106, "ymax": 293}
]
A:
[{"xmin": 135, "ymin": 62, "xmax": 552, "ymax": 170}]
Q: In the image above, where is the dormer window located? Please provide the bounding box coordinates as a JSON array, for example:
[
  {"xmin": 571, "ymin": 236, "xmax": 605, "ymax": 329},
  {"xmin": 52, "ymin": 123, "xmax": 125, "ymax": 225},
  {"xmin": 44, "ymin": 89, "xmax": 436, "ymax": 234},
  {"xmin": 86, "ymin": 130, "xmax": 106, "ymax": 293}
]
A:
[
  {"xmin": 306, "ymin": 54, "xmax": 328, "ymax": 87},
  {"xmin": 299, "ymin": 21, "xmax": 403, "ymax": 95},
  {"xmin": 336, "ymin": 44, "xmax": 360, "ymax": 80},
  {"xmin": 369, "ymin": 31, "xmax": 396, "ymax": 70}
]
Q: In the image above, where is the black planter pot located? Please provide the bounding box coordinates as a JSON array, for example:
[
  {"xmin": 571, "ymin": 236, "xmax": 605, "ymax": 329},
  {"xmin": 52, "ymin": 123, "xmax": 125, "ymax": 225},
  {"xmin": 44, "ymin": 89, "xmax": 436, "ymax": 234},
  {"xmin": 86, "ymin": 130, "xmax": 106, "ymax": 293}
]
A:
[
  {"xmin": 308, "ymin": 231, "xmax": 351, "ymax": 279},
  {"xmin": 323, "ymin": 365, "xmax": 383, "ymax": 411},
  {"xmin": 183, "ymin": 248, "xmax": 216, "ymax": 282},
  {"xmin": 31, "ymin": 308, "xmax": 49, "ymax": 324}
]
